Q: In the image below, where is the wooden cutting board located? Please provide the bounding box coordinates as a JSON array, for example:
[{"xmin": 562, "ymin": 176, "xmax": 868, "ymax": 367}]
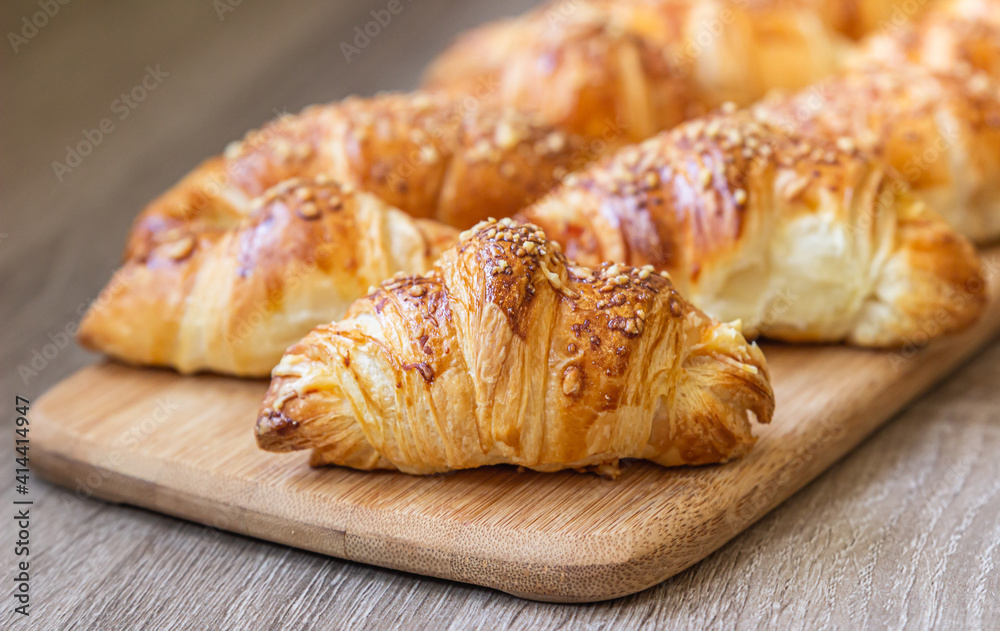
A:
[{"xmin": 32, "ymin": 249, "xmax": 1000, "ymax": 603}]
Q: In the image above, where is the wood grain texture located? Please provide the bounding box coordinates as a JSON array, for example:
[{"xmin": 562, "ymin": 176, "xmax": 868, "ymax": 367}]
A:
[
  {"xmin": 2, "ymin": 0, "xmax": 999, "ymax": 628},
  {"xmin": 29, "ymin": 247, "xmax": 1000, "ymax": 603}
]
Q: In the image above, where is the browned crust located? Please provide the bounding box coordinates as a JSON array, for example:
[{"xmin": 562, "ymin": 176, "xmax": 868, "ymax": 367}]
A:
[
  {"xmin": 256, "ymin": 218, "xmax": 774, "ymax": 474},
  {"xmin": 867, "ymin": 194, "xmax": 988, "ymax": 346},
  {"xmin": 810, "ymin": 0, "xmax": 932, "ymax": 40},
  {"xmin": 424, "ymin": 3, "xmax": 697, "ymax": 143},
  {"xmin": 221, "ymin": 92, "xmax": 587, "ymax": 228}
]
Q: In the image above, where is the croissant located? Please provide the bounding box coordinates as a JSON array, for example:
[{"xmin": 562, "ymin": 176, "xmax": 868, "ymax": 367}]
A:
[
  {"xmin": 79, "ymin": 92, "xmax": 589, "ymax": 375},
  {"xmin": 424, "ymin": 0, "xmax": 851, "ymax": 144},
  {"xmin": 78, "ymin": 178, "xmax": 457, "ymax": 376},
  {"xmin": 256, "ymin": 218, "xmax": 774, "ymax": 474},
  {"xmin": 519, "ymin": 109, "xmax": 986, "ymax": 346}
]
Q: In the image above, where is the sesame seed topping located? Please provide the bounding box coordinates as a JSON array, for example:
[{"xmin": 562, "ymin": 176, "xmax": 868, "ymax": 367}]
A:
[
  {"xmin": 699, "ymin": 168, "xmax": 713, "ymax": 189},
  {"xmin": 419, "ymin": 145, "xmax": 439, "ymax": 164},
  {"xmin": 297, "ymin": 202, "xmax": 321, "ymax": 219},
  {"xmin": 495, "ymin": 121, "xmax": 520, "ymax": 149},
  {"xmin": 733, "ymin": 189, "xmax": 748, "ymax": 205},
  {"xmin": 408, "ymin": 285, "xmax": 426, "ymax": 297},
  {"xmin": 274, "ymin": 139, "xmax": 292, "ymax": 158},
  {"xmin": 164, "ymin": 235, "xmax": 195, "ymax": 260},
  {"xmin": 969, "ymin": 73, "xmax": 990, "ymax": 95},
  {"xmin": 562, "ymin": 366, "xmax": 583, "ymax": 397},
  {"xmin": 782, "ymin": 175, "xmax": 811, "ymax": 201},
  {"xmin": 545, "ymin": 132, "xmax": 566, "ymax": 153}
]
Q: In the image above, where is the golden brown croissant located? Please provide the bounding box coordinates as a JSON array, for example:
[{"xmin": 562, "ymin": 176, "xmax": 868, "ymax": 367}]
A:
[
  {"xmin": 519, "ymin": 109, "xmax": 986, "ymax": 346},
  {"xmin": 256, "ymin": 218, "xmax": 774, "ymax": 474},
  {"xmin": 753, "ymin": 62, "xmax": 1000, "ymax": 242},
  {"xmin": 424, "ymin": 0, "xmax": 851, "ymax": 144},
  {"xmin": 423, "ymin": 0, "xmax": 927, "ymax": 140},
  {"xmin": 78, "ymin": 177, "xmax": 457, "ymax": 376},
  {"xmin": 78, "ymin": 92, "xmax": 590, "ymax": 375}
]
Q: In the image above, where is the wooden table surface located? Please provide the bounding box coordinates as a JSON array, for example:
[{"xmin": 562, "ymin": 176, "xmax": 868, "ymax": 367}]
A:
[{"xmin": 2, "ymin": 1, "xmax": 998, "ymax": 628}]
